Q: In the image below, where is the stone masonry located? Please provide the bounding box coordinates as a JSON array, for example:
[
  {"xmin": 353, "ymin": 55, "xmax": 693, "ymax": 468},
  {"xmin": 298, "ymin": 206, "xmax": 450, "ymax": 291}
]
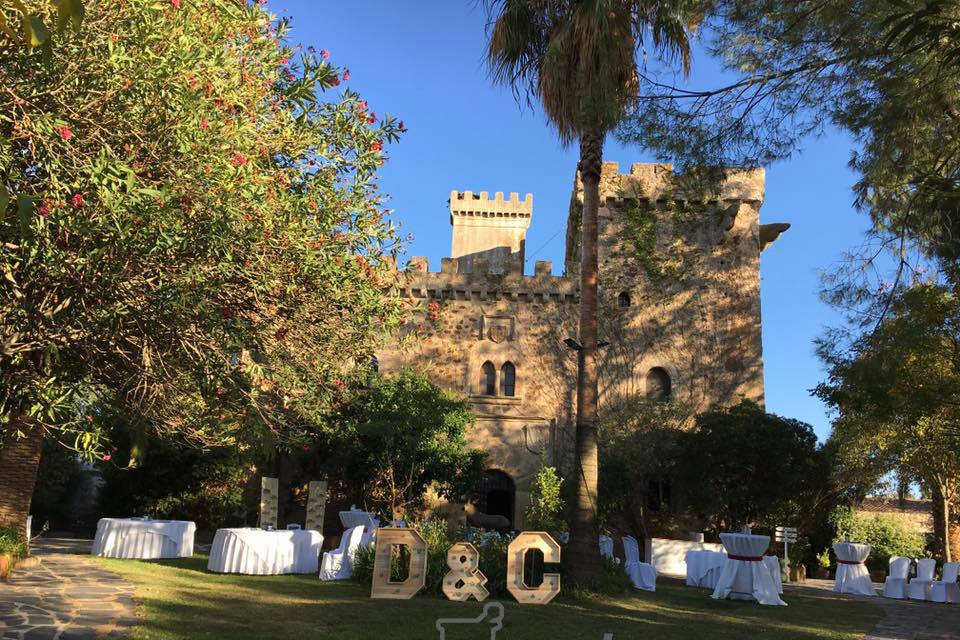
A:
[{"xmin": 377, "ymin": 162, "xmax": 789, "ymax": 528}]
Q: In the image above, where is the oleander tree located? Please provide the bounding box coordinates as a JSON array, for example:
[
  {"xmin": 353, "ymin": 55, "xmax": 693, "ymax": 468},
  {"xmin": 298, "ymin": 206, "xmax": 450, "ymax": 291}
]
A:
[{"xmin": 0, "ymin": 0, "xmax": 407, "ymax": 536}]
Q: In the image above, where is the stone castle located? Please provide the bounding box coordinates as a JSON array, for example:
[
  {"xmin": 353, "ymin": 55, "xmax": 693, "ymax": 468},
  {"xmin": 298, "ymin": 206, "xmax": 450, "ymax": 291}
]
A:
[{"xmin": 377, "ymin": 162, "xmax": 789, "ymax": 528}]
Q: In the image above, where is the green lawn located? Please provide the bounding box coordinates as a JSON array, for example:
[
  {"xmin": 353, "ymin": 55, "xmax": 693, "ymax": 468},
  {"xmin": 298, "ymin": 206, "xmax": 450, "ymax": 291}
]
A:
[{"xmin": 95, "ymin": 556, "xmax": 882, "ymax": 640}]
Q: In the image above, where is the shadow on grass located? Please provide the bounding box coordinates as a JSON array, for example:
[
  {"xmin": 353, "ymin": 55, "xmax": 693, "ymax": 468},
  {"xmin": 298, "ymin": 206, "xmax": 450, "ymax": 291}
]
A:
[{"xmin": 94, "ymin": 556, "xmax": 882, "ymax": 640}]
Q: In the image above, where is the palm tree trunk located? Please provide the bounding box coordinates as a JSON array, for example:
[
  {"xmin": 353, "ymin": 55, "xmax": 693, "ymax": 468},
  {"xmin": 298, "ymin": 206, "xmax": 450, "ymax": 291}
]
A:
[
  {"xmin": 0, "ymin": 417, "xmax": 43, "ymax": 539},
  {"xmin": 567, "ymin": 128, "xmax": 604, "ymax": 583}
]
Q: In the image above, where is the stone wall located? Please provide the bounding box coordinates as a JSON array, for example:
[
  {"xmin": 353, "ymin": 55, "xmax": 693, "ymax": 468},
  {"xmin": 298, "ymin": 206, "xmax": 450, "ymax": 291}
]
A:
[{"xmin": 377, "ymin": 163, "xmax": 784, "ymax": 528}]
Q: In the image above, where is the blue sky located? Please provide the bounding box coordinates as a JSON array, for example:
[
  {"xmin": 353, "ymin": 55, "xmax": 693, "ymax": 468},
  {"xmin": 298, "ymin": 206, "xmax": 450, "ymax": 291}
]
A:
[{"xmin": 274, "ymin": 1, "xmax": 874, "ymax": 441}]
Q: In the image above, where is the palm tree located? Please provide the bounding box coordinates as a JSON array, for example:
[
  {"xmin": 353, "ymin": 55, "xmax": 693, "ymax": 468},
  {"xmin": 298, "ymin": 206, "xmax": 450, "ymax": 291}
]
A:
[{"xmin": 484, "ymin": 0, "xmax": 698, "ymax": 582}]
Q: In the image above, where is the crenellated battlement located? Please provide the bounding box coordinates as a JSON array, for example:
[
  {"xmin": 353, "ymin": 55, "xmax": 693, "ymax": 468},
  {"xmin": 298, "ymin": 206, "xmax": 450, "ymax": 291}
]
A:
[
  {"xmin": 402, "ymin": 257, "xmax": 579, "ymax": 304},
  {"xmin": 449, "ymin": 190, "xmax": 533, "ymax": 220},
  {"xmin": 581, "ymin": 162, "xmax": 765, "ymax": 204}
]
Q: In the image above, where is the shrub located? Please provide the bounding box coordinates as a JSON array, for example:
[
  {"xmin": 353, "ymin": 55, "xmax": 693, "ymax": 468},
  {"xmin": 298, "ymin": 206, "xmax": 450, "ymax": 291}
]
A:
[
  {"xmin": 525, "ymin": 462, "xmax": 566, "ymax": 533},
  {"xmin": 829, "ymin": 506, "xmax": 926, "ymax": 570},
  {"xmin": 0, "ymin": 527, "xmax": 27, "ymax": 559}
]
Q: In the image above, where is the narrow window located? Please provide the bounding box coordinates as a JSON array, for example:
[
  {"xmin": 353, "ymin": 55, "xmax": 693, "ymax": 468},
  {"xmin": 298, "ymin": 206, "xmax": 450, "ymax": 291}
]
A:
[
  {"xmin": 618, "ymin": 292, "xmax": 631, "ymax": 308},
  {"xmin": 481, "ymin": 361, "xmax": 496, "ymax": 396},
  {"xmin": 646, "ymin": 367, "xmax": 672, "ymax": 400},
  {"xmin": 500, "ymin": 362, "xmax": 516, "ymax": 397}
]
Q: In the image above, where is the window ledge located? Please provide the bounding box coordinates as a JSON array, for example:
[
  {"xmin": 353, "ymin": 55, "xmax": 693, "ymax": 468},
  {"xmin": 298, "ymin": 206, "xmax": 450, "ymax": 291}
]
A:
[{"xmin": 469, "ymin": 394, "xmax": 522, "ymax": 405}]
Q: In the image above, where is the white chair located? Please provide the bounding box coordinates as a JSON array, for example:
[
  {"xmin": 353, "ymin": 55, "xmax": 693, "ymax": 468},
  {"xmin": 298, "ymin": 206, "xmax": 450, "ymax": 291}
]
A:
[
  {"xmin": 908, "ymin": 558, "xmax": 937, "ymax": 601},
  {"xmin": 622, "ymin": 536, "xmax": 656, "ymax": 592},
  {"xmin": 599, "ymin": 535, "xmax": 619, "ymax": 564},
  {"xmin": 319, "ymin": 525, "xmax": 365, "ymax": 580},
  {"xmin": 931, "ymin": 561, "xmax": 960, "ymax": 604},
  {"xmin": 883, "ymin": 556, "xmax": 911, "ymax": 599}
]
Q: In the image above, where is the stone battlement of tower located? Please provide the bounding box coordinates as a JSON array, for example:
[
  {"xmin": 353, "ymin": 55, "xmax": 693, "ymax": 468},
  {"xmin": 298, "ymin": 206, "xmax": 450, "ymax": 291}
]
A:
[
  {"xmin": 449, "ymin": 190, "xmax": 533, "ymax": 220},
  {"xmin": 588, "ymin": 162, "xmax": 765, "ymax": 204}
]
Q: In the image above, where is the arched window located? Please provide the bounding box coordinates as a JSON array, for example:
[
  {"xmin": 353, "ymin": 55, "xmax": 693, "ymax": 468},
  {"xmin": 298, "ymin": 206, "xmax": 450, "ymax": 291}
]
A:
[
  {"xmin": 646, "ymin": 367, "xmax": 672, "ymax": 400},
  {"xmin": 618, "ymin": 291, "xmax": 631, "ymax": 308},
  {"xmin": 481, "ymin": 361, "xmax": 496, "ymax": 396},
  {"xmin": 500, "ymin": 362, "xmax": 516, "ymax": 397}
]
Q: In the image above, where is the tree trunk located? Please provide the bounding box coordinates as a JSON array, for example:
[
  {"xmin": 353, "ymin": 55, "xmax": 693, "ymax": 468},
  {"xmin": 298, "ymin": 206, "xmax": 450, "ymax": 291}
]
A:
[
  {"xmin": 931, "ymin": 484, "xmax": 953, "ymax": 562},
  {"xmin": 0, "ymin": 418, "xmax": 43, "ymax": 539},
  {"xmin": 567, "ymin": 129, "xmax": 604, "ymax": 583}
]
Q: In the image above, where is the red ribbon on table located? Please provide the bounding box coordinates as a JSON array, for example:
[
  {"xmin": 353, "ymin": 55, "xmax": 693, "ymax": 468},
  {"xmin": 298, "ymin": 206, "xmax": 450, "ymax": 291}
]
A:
[
  {"xmin": 727, "ymin": 554, "xmax": 763, "ymax": 562},
  {"xmin": 836, "ymin": 559, "xmax": 864, "ymax": 565}
]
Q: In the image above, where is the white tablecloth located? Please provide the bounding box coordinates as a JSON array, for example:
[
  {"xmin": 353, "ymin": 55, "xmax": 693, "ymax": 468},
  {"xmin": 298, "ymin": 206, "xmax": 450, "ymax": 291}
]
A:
[
  {"xmin": 712, "ymin": 533, "xmax": 786, "ymax": 606},
  {"xmin": 207, "ymin": 528, "xmax": 324, "ymax": 575},
  {"xmin": 685, "ymin": 550, "xmax": 728, "ymax": 589},
  {"xmin": 833, "ymin": 542, "xmax": 876, "ymax": 597},
  {"xmin": 92, "ymin": 518, "xmax": 195, "ymax": 560}
]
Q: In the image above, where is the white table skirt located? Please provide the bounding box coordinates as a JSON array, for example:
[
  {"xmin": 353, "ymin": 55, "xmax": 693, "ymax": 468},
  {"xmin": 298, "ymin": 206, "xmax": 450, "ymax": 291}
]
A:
[
  {"xmin": 833, "ymin": 542, "xmax": 876, "ymax": 596},
  {"xmin": 92, "ymin": 518, "xmax": 195, "ymax": 560},
  {"xmin": 685, "ymin": 550, "xmax": 728, "ymax": 589},
  {"xmin": 712, "ymin": 533, "xmax": 786, "ymax": 606},
  {"xmin": 207, "ymin": 528, "xmax": 323, "ymax": 575}
]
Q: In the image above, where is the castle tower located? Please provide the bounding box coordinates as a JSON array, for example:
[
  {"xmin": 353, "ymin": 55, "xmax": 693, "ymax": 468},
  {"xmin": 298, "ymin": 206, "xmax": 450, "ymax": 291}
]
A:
[{"xmin": 449, "ymin": 190, "xmax": 533, "ymax": 275}]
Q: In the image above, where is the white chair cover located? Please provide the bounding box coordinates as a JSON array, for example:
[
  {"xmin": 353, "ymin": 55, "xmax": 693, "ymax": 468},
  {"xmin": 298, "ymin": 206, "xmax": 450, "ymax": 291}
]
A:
[
  {"xmin": 712, "ymin": 533, "xmax": 786, "ymax": 606},
  {"xmin": 207, "ymin": 528, "xmax": 323, "ymax": 575},
  {"xmin": 832, "ymin": 542, "xmax": 877, "ymax": 597},
  {"xmin": 763, "ymin": 556, "xmax": 783, "ymax": 594},
  {"xmin": 909, "ymin": 558, "xmax": 936, "ymax": 601},
  {"xmin": 623, "ymin": 536, "xmax": 656, "ymax": 592},
  {"xmin": 931, "ymin": 561, "xmax": 960, "ymax": 604},
  {"xmin": 883, "ymin": 556, "xmax": 911, "ymax": 599},
  {"xmin": 685, "ymin": 550, "xmax": 727, "ymax": 589},
  {"xmin": 320, "ymin": 525, "xmax": 366, "ymax": 580},
  {"xmin": 92, "ymin": 518, "xmax": 195, "ymax": 560},
  {"xmin": 599, "ymin": 535, "xmax": 618, "ymax": 564}
]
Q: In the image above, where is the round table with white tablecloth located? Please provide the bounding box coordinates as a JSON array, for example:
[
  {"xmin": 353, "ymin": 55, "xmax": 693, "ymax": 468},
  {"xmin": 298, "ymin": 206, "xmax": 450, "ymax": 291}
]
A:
[
  {"xmin": 339, "ymin": 509, "xmax": 378, "ymax": 530},
  {"xmin": 712, "ymin": 533, "xmax": 786, "ymax": 606},
  {"xmin": 207, "ymin": 528, "xmax": 324, "ymax": 575},
  {"xmin": 832, "ymin": 542, "xmax": 877, "ymax": 597},
  {"xmin": 92, "ymin": 518, "xmax": 195, "ymax": 560},
  {"xmin": 685, "ymin": 550, "xmax": 728, "ymax": 589}
]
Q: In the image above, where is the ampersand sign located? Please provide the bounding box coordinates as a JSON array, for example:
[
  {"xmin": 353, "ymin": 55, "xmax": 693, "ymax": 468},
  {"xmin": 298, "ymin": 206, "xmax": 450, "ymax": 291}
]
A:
[{"xmin": 442, "ymin": 542, "xmax": 489, "ymax": 602}]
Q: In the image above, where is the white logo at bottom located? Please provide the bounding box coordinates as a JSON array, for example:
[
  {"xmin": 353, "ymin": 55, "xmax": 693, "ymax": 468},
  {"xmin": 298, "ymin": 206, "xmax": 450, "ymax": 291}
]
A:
[
  {"xmin": 434, "ymin": 602, "xmax": 613, "ymax": 639},
  {"xmin": 435, "ymin": 602, "xmax": 504, "ymax": 639}
]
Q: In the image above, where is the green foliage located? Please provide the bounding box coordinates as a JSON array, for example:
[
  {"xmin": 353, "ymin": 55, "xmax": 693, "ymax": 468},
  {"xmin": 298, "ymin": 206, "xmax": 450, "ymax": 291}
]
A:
[
  {"xmin": 0, "ymin": 526, "xmax": 27, "ymax": 559},
  {"xmin": 0, "ymin": 0, "xmax": 407, "ymax": 457},
  {"xmin": 330, "ymin": 371, "xmax": 485, "ymax": 519},
  {"xmin": 524, "ymin": 459, "xmax": 566, "ymax": 532},
  {"xmin": 97, "ymin": 432, "xmax": 254, "ymax": 535},
  {"xmin": 674, "ymin": 401, "xmax": 833, "ymax": 533},
  {"xmin": 829, "ymin": 506, "xmax": 926, "ymax": 571},
  {"xmin": 816, "ymin": 282, "xmax": 960, "ymax": 557},
  {"xmin": 816, "ymin": 548, "xmax": 831, "ymax": 569}
]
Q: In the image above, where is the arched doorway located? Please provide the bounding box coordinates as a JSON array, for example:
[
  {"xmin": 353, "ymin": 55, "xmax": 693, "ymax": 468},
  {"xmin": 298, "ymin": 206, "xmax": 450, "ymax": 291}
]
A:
[{"xmin": 473, "ymin": 469, "xmax": 515, "ymax": 527}]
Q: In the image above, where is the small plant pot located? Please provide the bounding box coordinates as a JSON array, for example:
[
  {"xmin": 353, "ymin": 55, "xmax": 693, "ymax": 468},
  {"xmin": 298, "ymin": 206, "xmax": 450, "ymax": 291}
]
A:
[
  {"xmin": 788, "ymin": 564, "xmax": 806, "ymax": 583},
  {"xmin": 812, "ymin": 567, "xmax": 829, "ymax": 580},
  {"xmin": 0, "ymin": 554, "xmax": 13, "ymax": 582}
]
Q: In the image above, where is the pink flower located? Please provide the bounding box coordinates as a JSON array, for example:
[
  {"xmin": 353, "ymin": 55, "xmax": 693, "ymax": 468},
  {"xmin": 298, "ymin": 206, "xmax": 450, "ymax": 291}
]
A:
[
  {"xmin": 279, "ymin": 57, "xmax": 289, "ymax": 65},
  {"xmin": 59, "ymin": 125, "xmax": 73, "ymax": 141},
  {"xmin": 286, "ymin": 72, "xmax": 295, "ymax": 82},
  {"xmin": 358, "ymin": 100, "xmax": 367, "ymax": 111},
  {"xmin": 200, "ymin": 119, "xmax": 209, "ymax": 129},
  {"xmin": 370, "ymin": 140, "xmax": 383, "ymax": 152},
  {"xmin": 368, "ymin": 112, "xmax": 377, "ymax": 124},
  {"xmin": 70, "ymin": 193, "xmax": 84, "ymax": 209},
  {"xmin": 231, "ymin": 152, "xmax": 248, "ymax": 167},
  {"xmin": 330, "ymin": 75, "xmax": 340, "ymax": 87},
  {"xmin": 342, "ymin": 69, "xmax": 350, "ymax": 81},
  {"xmin": 320, "ymin": 48, "xmax": 330, "ymax": 60},
  {"xmin": 170, "ymin": 0, "xmax": 180, "ymax": 7},
  {"xmin": 102, "ymin": 453, "xmax": 112, "ymax": 462},
  {"xmin": 37, "ymin": 201, "xmax": 50, "ymax": 217}
]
